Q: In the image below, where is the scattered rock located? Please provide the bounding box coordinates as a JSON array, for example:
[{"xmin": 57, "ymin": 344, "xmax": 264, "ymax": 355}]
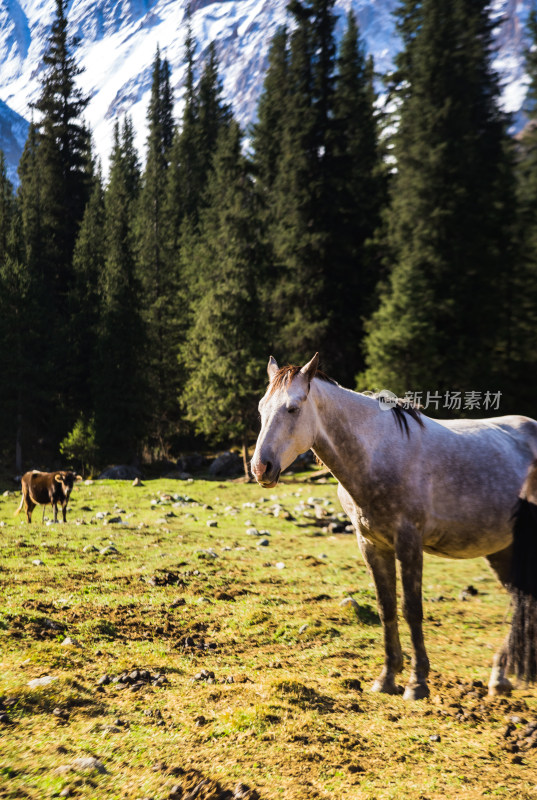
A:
[
  {"xmin": 99, "ymin": 545, "xmax": 119, "ymax": 555},
  {"xmin": 61, "ymin": 637, "xmax": 82, "ymax": 648},
  {"xmin": 107, "ymin": 668, "xmax": 169, "ymax": 690},
  {"xmin": 98, "ymin": 465, "xmax": 142, "ymax": 480},
  {"xmin": 207, "ymin": 520, "xmax": 218, "ymax": 528},
  {"xmin": 194, "ymin": 669, "xmax": 216, "ymax": 682},
  {"xmin": 257, "ymin": 538, "xmax": 270, "ymax": 547},
  {"xmin": 275, "ymin": 562, "xmax": 285, "ymax": 569},
  {"xmin": 327, "ymin": 522, "xmax": 345, "ymax": 533},
  {"xmin": 104, "ymin": 516, "xmax": 122, "ymax": 525},
  {"xmin": 70, "ymin": 756, "xmax": 107, "ymax": 774},
  {"xmin": 28, "ymin": 675, "xmax": 57, "ymax": 688},
  {"xmin": 460, "ymin": 585, "xmax": 479, "ymax": 600},
  {"xmin": 340, "ymin": 597, "xmax": 359, "ymax": 610},
  {"xmin": 32, "ymin": 559, "xmax": 45, "ymax": 566},
  {"xmin": 429, "ymin": 734, "xmax": 441, "ymax": 742}
]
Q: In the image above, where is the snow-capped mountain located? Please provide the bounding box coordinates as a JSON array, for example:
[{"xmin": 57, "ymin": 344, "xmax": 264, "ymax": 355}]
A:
[{"xmin": 0, "ymin": 0, "xmax": 533, "ymax": 184}]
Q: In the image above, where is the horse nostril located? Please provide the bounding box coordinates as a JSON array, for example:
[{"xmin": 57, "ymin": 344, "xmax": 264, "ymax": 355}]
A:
[{"xmin": 265, "ymin": 460, "xmax": 272, "ymax": 475}]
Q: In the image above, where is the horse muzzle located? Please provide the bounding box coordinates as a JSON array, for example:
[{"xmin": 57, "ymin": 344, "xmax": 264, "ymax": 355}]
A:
[{"xmin": 252, "ymin": 456, "xmax": 281, "ymax": 488}]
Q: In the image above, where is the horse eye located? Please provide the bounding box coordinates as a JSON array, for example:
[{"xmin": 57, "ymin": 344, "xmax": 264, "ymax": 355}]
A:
[{"xmin": 288, "ymin": 407, "xmax": 298, "ymax": 414}]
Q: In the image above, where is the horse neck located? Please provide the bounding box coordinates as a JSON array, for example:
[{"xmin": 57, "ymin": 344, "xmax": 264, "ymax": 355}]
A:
[{"xmin": 310, "ymin": 380, "xmax": 381, "ymax": 490}]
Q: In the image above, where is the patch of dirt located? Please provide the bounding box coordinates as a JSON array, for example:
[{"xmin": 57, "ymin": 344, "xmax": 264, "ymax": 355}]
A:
[
  {"xmin": 272, "ymin": 680, "xmax": 335, "ymax": 711},
  {"xmin": 161, "ymin": 767, "xmax": 261, "ymax": 799}
]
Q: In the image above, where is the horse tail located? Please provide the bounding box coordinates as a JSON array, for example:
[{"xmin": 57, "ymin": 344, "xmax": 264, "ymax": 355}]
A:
[{"xmin": 506, "ymin": 462, "xmax": 537, "ymax": 682}]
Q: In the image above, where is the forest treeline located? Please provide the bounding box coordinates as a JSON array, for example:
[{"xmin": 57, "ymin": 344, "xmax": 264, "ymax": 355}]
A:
[{"xmin": 1, "ymin": 0, "xmax": 537, "ymax": 474}]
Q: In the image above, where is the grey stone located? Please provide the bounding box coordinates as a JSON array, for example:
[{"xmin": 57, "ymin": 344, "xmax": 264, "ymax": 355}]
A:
[
  {"xmin": 176, "ymin": 453, "xmax": 207, "ymax": 473},
  {"xmin": 208, "ymin": 451, "xmax": 242, "ymax": 477},
  {"xmin": 70, "ymin": 757, "xmax": 107, "ymax": 774},
  {"xmin": 98, "ymin": 465, "xmax": 142, "ymax": 480}
]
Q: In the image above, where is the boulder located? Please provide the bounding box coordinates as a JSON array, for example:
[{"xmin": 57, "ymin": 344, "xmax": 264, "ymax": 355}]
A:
[
  {"xmin": 176, "ymin": 453, "xmax": 208, "ymax": 473},
  {"xmin": 208, "ymin": 451, "xmax": 243, "ymax": 477},
  {"xmin": 98, "ymin": 465, "xmax": 142, "ymax": 480}
]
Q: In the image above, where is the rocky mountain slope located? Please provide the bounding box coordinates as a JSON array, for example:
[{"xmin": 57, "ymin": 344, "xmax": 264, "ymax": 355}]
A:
[{"xmin": 0, "ymin": 0, "xmax": 532, "ymax": 184}]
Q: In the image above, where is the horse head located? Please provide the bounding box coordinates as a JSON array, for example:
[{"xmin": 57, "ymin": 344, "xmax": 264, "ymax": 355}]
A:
[{"xmin": 251, "ymin": 353, "xmax": 319, "ymax": 487}]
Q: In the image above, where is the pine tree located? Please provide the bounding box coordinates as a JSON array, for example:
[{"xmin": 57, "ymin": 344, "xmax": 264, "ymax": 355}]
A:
[
  {"xmin": 251, "ymin": 27, "xmax": 289, "ymax": 195},
  {"xmin": 256, "ymin": 0, "xmax": 383, "ymax": 378},
  {"xmin": 0, "ymin": 157, "xmax": 41, "ymax": 468},
  {"xmin": 165, "ymin": 16, "xmax": 200, "ymax": 241},
  {"xmin": 69, "ymin": 168, "xmax": 106, "ymax": 420},
  {"xmin": 15, "ymin": 0, "xmax": 93, "ymax": 444},
  {"xmin": 94, "ymin": 120, "xmax": 146, "ymax": 463},
  {"xmin": 165, "ymin": 33, "xmax": 232, "ymax": 239},
  {"xmin": 324, "ymin": 12, "xmax": 385, "ymax": 383},
  {"xmin": 180, "ymin": 122, "xmax": 266, "ymax": 477},
  {"xmin": 509, "ymin": 8, "xmax": 537, "ymax": 413},
  {"xmin": 196, "ymin": 42, "xmax": 232, "ymax": 183},
  {"xmin": 136, "ymin": 48, "xmax": 180, "ymax": 456},
  {"xmin": 361, "ymin": 0, "xmax": 515, "ymax": 401},
  {"xmin": 31, "ymin": 0, "xmax": 92, "ymax": 291},
  {"xmin": 267, "ymin": 1, "xmax": 329, "ymax": 364}
]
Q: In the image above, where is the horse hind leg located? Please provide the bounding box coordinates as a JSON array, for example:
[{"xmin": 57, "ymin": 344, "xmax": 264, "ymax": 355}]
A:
[
  {"xmin": 485, "ymin": 546, "xmax": 513, "ymax": 697},
  {"xmin": 357, "ymin": 534, "xmax": 403, "ymax": 695}
]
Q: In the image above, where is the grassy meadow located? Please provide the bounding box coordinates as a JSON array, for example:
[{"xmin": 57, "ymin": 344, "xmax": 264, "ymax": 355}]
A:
[{"xmin": 0, "ymin": 470, "xmax": 536, "ymax": 800}]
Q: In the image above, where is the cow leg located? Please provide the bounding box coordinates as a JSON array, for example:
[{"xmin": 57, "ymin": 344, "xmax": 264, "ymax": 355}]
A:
[
  {"xmin": 396, "ymin": 522, "xmax": 430, "ymax": 700},
  {"xmin": 25, "ymin": 498, "xmax": 35, "ymax": 523},
  {"xmin": 357, "ymin": 533, "xmax": 403, "ymax": 694},
  {"xmin": 61, "ymin": 502, "xmax": 67, "ymax": 523},
  {"xmin": 52, "ymin": 501, "xmax": 58, "ymax": 523},
  {"xmin": 486, "ymin": 546, "xmax": 513, "ymax": 697}
]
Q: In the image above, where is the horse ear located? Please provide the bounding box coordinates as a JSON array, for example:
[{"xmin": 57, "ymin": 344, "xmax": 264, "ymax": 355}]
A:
[
  {"xmin": 300, "ymin": 352, "xmax": 319, "ymax": 381},
  {"xmin": 267, "ymin": 355, "xmax": 279, "ymax": 380}
]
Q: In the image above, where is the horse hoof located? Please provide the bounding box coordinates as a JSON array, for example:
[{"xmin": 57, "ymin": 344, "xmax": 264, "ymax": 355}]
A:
[
  {"xmin": 372, "ymin": 679, "xmax": 403, "ymax": 695},
  {"xmin": 403, "ymin": 683, "xmax": 429, "ymax": 700},
  {"xmin": 488, "ymin": 679, "xmax": 512, "ymax": 697}
]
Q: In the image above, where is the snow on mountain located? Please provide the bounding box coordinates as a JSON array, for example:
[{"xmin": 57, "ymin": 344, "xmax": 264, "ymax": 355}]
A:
[
  {"xmin": 0, "ymin": 98, "xmax": 28, "ymax": 184},
  {"xmin": 0, "ymin": 0, "xmax": 533, "ymax": 183}
]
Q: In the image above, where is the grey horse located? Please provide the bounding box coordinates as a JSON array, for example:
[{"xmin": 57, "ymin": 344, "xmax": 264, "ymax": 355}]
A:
[{"xmin": 251, "ymin": 353, "xmax": 537, "ymax": 700}]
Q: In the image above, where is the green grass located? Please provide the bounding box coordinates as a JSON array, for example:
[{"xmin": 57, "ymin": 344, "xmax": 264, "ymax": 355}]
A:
[{"xmin": 0, "ymin": 475, "xmax": 536, "ymax": 799}]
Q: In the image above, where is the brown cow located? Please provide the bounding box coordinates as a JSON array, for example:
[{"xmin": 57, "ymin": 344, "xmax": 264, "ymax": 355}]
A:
[{"xmin": 15, "ymin": 470, "xmax": 82, "ymax": 523}]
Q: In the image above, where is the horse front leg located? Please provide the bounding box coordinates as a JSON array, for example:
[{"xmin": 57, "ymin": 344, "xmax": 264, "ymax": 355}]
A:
[
  {"xmin": 396, "ymin": 522, "xmax": 430, "ymax": 700},
  {"xmin": 357, "ymin": 533, "xmax": 403, "ymax": 694}
]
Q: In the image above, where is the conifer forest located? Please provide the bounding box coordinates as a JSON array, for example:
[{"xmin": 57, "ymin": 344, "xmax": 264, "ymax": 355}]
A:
[{"xmin": 2, "ymin": 0, "xmax": 537, "ymax": 473}]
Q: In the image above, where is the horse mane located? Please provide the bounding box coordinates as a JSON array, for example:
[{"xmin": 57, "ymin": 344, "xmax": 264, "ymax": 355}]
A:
[
  {"xmin": 268, "ymin": 365, "xmax": 424, "ymax": 437},
  {"xmin": 391, "ymin": 401, "xmax": 425, "ymax": 436},
  {"xmin": 267, "ymin": 364, "xmax": 338, "ymax": 395}
]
